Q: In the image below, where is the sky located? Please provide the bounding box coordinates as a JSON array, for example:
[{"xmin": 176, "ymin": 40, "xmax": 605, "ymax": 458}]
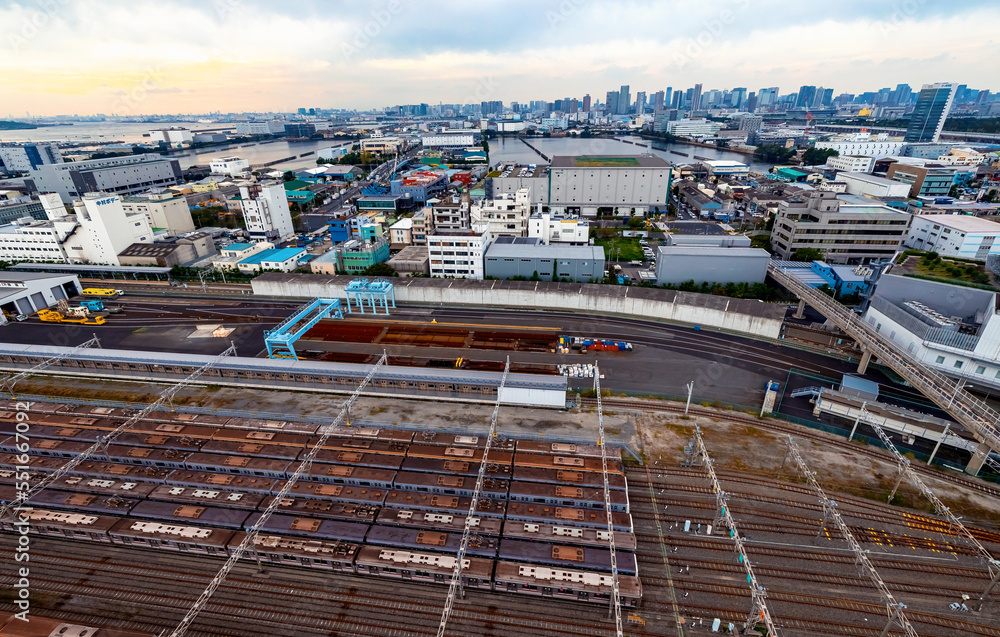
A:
[{"xmin": 1, "ymin": 0, "xmax": 999, "ymax": 117}]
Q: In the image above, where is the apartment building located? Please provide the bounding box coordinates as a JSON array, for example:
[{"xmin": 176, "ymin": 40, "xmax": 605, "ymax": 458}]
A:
[
  {"xmin": 470, "ymin": 188, "xmax": 531, "ymax": 237},
  {"xmin": 427, "ymin": 230, "xmax": 491, "ymax": 279}
]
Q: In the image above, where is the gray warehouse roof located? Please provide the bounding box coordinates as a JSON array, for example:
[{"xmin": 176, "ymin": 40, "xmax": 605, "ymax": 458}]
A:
[
  {"xmin": 487, "ymin": 237, "xmax": 604, "ymax": 260},
  {"xmin": 656, "ymin": 246, "xmax": 771, "ymax": 258},
  {"xmin": 550, "ymin": 155, "xmax": 671, "ymax": 168}
]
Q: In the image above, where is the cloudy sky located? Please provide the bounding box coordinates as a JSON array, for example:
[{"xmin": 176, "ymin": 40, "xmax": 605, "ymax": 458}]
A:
[{"xmin": 1, "ymin": 0, "xmax": 998, "ymax": 117}]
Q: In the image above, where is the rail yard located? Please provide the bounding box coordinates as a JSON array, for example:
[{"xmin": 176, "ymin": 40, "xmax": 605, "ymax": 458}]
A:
[{"xmin": 1, "ymin": 286, "xmax": 1000, "ymax": 636}]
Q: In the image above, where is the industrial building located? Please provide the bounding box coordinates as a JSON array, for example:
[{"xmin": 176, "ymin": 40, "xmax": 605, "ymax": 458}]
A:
[
  {"xmin": 421, "ymin": 131, "xmax": 482, "ymax": 147},
  {"xmin": 390, "ymin": 172, "xmax": 448, "ymax": 203},
  {"xmin": 772, "ymin": 260, "xmax": 871, "ymax": 297},
  {"xmin": 486, "ymin": 164, "xmax": 548, "ymax": 205},
  {"xmin": 826, "ymin": 155, "xmax": 876, "ymax": 173},
  {"xmin": 235, "ymin": 247, "xmax": 306, "ymax": 274},
  {"xmin": 387, "ymin": 245, "xmax": 430, "ymax": 276},
  {"xmin": 0, "ymin": 142, "xmax": 62, "ymax": 173},
  {"xmin": 548, "ymin": 155, "xmax": 671, "ymax": 217},
  {"xmin": 885, "ymin": 162, "xmax": 956, "ymax": 198},
  {"xmin": 149, "ymin": 128, "xmax": 193, "ymax": 147},
  {"xmin": 904, "ymin": 214, "xmax": 1000, "ymax": 260},
  {"xmin": 863, "ymin": 274, "xmax": 1000, "ymax": 390},
  {"xmin": 311, "ymin": 239, "xmax": 390, "ymax": 275},
  {"xmin": 0, "ymin": 196, "xmax": 49, "ymax": 224},
  {"xmin": 209, "ymin": 156, "xmax": 250, "ymax": 177},
  {"xmin": 29, "ymin": 154, "xmax": 183, "ymax": 199},
  {"xmin": 701, "ymin": 160, "xmax": 749, "ymax": 178},
  {"xmin": 117, "ymin": 232, "xmax": 216, "ymax": 267},
  {"xmin": 235, "ymin": 121, "xmax": 286, "ymax": 136},
  {"xmin": 120, "ymin": 192, "xmax": 196, "ymax": 236},
  {"xmin": 360, "ymin": 137, "xmax": 406, "ymax": 154},
  {"xmin": 770, "ymin": 191, "xmax": 910, "ymax": 264},
  {"xmin": 837, "ymin": 173, "xmax": 913, "ymax": 198},
  {"xmin": 484, "ymin": 237, "xmax": 604, "ymax": 282},
  {"xmin": 814, "ymin": 133, "xmax": 906, "ymax": 159},
  {"xmin": 654, "ymin": 245, "xmax": 769, "ymax": 286},
  {"xmin": 664, "ymin": 119, "xmax": 723, "ymax": 137},
  {"xmin": 527, "ymin": 211, "xmax": 589, "ymax": 245},
  {"xmin": 0, "ymin": 271, "xmax": 80, "ymax": 319}
]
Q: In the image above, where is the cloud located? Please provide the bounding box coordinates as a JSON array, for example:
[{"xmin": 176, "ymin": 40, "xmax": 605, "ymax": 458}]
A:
[{"xmin": 0, "ymin": 0, "xmax": 997, "ymax": 116}]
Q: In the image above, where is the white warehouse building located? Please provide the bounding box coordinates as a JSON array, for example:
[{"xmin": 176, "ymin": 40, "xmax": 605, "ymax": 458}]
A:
[
  {"xmin": 826, "ymin": 155, "xmax": 875, "ymax": 173},
  {"xmin": 814, "ymin": 133, "xmax": 905, "ymax": 159},
  {"xmin": 149, "ymin": 128, "xmax": 193, "ymax": 146},
  {"xmin": 209, "ymin": 156, "xmax": 250, "ymax": 177},
  {"xmin": 528, "ymin": 211, "xmax": 590, "ymax": 245},
  {"xmin": 904, "ymin": 214, "xmax": 1000, "ymax": 260},
  {"xmin": 864, "ymin": 274, "xmax": 1000, "ymax": 391},
  {"xmin": 421, "ymin": 132, "xmax": 481, "ymax": 147},
  {"xmin": 548, "ymin": 155, "xmax": 671, "ymax": 217}
]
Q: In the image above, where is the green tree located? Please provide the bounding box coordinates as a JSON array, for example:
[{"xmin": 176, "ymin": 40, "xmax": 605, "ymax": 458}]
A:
[
  {"xmin": 626, "ymin": 216, "xmax": 645, "ymax": 229},
  {"xmin": 530, "ymin": 270, "xmax": 540, "ymax": 281},
  {"xmin": 801, "ymin": 148, "xmax": 839, "ymax": 165},
  {"xmin": 363, "ymin": 262, "xmax": 397, "ymax": 277},
  {"xmin": 753, "ymin": 144, "xmax": 796, "ymax": 164},
  {"xmin": 793, "ymin": 247, "xmax": 823, "ymax": 262},
  {"xmin": 282, "ymin": 170, "xmax": 295, "ymax": 182}
]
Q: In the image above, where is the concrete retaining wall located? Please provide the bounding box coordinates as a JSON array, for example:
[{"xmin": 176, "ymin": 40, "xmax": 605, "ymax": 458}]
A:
[{"xmin": 252, "ymin": 274, "xmax": 785, "ymax": 340}]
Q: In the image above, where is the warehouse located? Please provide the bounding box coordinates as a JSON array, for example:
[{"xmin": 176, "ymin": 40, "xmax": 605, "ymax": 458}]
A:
[
  {"xmin": 484, "ymin": 237, "xmax": 605, "ymax": 282},
  {"xmin": 0, "ymin": 271, "xmax": 81, "ymax": 320}
]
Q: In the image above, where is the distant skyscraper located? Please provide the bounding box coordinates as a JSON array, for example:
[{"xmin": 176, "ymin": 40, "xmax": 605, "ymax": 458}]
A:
[
  {"xmin": 905, "ymin": 82, "xmax": 957, "ymax": 143},
  {"xmin": 635, "ymin": 91, "xmax": 646, "ymax": 114},
  {"xmin": 606, "ymin": 91, "xmax": 619, "ymax": 116},
  {"xmin": 582, "ymin": 94, "xmax": 591, "ymax": 112},
  {"xmin": 652, "ymin": 91, "xmax": 665, "ymax": 112},
  {"xmin": 731, "ymin": 87, "xmax": 747, "ymax": 110},
  {"xmin": 796, "ymin": 86, "xmax": 817, "ymax": 109},
  {"xmin": 664, "ymin": 87, "xmax": 673, "ymax": 110},
  {"xmin": 691, "ymin": 84, "xmax": 702, "ymax": 113},
  {"xmin": 618, "ymin": 85, "xmax": 631, "ymax": 114},
  {"xmin": 820, "ymin": 88, "xmax": 834, "ymax": 107},
  {"xmin": 672, "ymin": 90, "xmax": 682, "ymax": 109},
  {"xmin": 891, "ymin": 83, "xmax": 912, "ymax": 106}
]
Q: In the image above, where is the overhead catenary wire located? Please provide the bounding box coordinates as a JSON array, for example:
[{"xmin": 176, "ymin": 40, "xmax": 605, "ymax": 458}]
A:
[
  {"xmin": 0, "ymin": 342, "xmax": 236, "ymax": 522},
  {"xmin": 166, "ymin": 351, "xmax": 387, "ymax": 637},
  {"xmin": 781, "ymin": 435, "xmax": 919, "ymax": 637},
  {"xmin": 437, "ymin": 357, "xmax": 510, "ymax": 637},
  {"xmin": 594, "ymin": 364, "xmax": 624, "ymax": 637}
]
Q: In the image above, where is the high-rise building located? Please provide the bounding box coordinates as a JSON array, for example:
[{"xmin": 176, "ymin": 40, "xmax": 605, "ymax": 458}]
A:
[
  {"xmin": 635, "ymin": 92, "xmax": 646, "ymax": 114},
  {"xmin": 745, "ymin": 92, "xmax": 757, "ymax": 113},
  {"xmin": 582, "ymin": 94, "xmax": 591, "ymax": 112},
  {"xmin": 240, "ymin": 183, "xmax": 294, "ymax": 244},
  {"xmin": 731, "ymin": 87, "xmax": 747, "ymax": 110},
  {"xmin": 820, "ymin": 88, "xmax": 834, "ymax": 107},
  {"xmin": 664, "ymin": 87, "xmax": 673, "ymax": 110},
  {"xmin": 904, "ymin": 82, "xmax": 957, "ymax": 143},
  {"xmin": 796, "ymin": 85, "xmax": 817, "ymax": 109},
  {"xmin": 618, "ymin": 85, "xmax": 631, "ymax": 114},
  {"xmin": 691, "ymin": 84, "xmax": 702, "ymax": 113},
  {"xmin": 891, "ymin": 84, "xmax": 912, "ymax": 106},
  {"xmin": 606, "ymin": 91, "xmax": 619, "ymax": 116},
  {"xmin": 652, "ymin": 91, "xmax": 665, "ymax": 112}
]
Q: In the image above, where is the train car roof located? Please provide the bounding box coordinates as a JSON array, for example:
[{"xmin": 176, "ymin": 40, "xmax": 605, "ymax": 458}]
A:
[
  {"xmin": 108, "ymin": 517, "xmax": 235, "ymax": 548},
  {"xmin": 128, "ymin": 500, "xmax": 251, "ymax": 528},
  {"xmin": 508, "ymin": 480, "xmax": 630, "ymax": 505},
  {"xmin": 260, "ymin": 496, "xmax": 378, "ymax": 522},
  {"xmin": 233, "ymin": 530, "xmax": 361, "ymax": 561},
  {"xmin": 355, "ymin": 545, "xmax": 493, "ymax": 578},
  {"xmin": 198, "ymin": 439, "xmax": 302, "ymax": 459},
  {"xmin": 364, "ymin": 524, "xmax": 497, "ymax": 558},
  {"xmin": 391, "ymin": 471, "xmax": 508, "ymax": 495},
  {"xmin": 311, "ymin": 449, "xmax": 404, "ymax": 470},
  {"xmin": 148, "ymin": 484, "xmax": 266, "ymax": 509},
  {"xmin": 375, "ymin": 507, "xmax": 503, "ymax": 535},
  {"xmin": 272, "ymin": 481, "xmax": 387, "ymax": 504},
  {"xmin": 11, "ymin": 507, "xmax": 121, "ymax": 533},
  {"xmin": 406, "ymin": 444, "xmax": 514, "ymax": 464},
  {"xmin": 244, "ymin": 512, "xmax": 369, "ymax": 543},
  {"xmin": 494, "ymin": 561, "xmax": 642, "ymax": 598},
  {"xmin": 300, "ymin": 464, "xmax": 396, "ymax": 484},
  {"xmin": 164, "ymin": 470, "xmax": 277, "ymax": 493},
  {"xmin": 383, "ymin": 491, "xmax": 506, "ymax": 516},
  {"xmin": 498, "ymin": 539, "xmax": 637, "ymax": 574},
  {"xmin": 514, "ymin": 440, "xmax": 608, "ymax": 459},
  {"xmin": 399, "ymin": 456, "xmax": 512, "ymax": 477},
  {"xmin": 181, "ymin": 452, "xmax": 292, "ymax": 473},
  {"xmin": 502, "ymin": 521, "xmax": 637, "ymax": 552},
  {"xmin": 29, "ymin": 488, "xmax": 137, "ymax": 515},
  {"xmin": 510, "ymin": 465, "xmax": 628, "ymax": 489},
  {"xmin": 49, "ymin": 475, "xmax": 158, "ymax": 499},
  {"xmin": 506, "ymin": 502, "xmax": 632, "ymax": 531}
]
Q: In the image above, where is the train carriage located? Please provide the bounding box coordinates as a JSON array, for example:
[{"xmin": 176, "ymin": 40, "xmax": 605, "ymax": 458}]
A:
[
  {"xmin": 108, "ymin": 517, "xmax": 235, "ymax": 556},
  {"xmin": 0, "ymin": 507, "xmax": 119, "ymax": 542},
  {"xmin": 506, "ymin": 503, "xmax": 632, "ymax": 533},
  {"xmin": 375, "ymin": 507, "xmax": 503, "ymax": 536},
  {"xmin": 354, "ymin": 545, "xmax": 493, "ymax": 590},
  {"xmin": 399, "ymin": 456, "xmax": 512, "ymax": 478},
  {"xmin": 320, "ymin": 425, "xmax": 414, "ymax": 444},
  {"xmin": 508, "ymin": 480, "xmax": 630, "ymax": 513},
  {"xmin": 7, "ymin": 438, "xmax": 92, "ymax": 458},
  {"xmin": 37, "ymin": 414, "xmax": 118, "ymax": 431},
  {"xmin": 48, "ymin": 475, "xmax": 158, "ymax": 499},
  {"xmin": 310, "ymin": 449, "xmax": 404, "ymax": 471},
  {"xmin": 258, "ymin": 495, "xmax": 378, "ymax": 523},
  {"xmin": 406, "ymin": 443, "xmax": 514, "ymax": 464},
  {"xmin": 101, "ymin": 444, "xmax": 192, "ymax": 470},
  {"xmin": 209, "ymin": 428, "xmax": 313, "ymax": 448},
  {"xmin": 164, "ymin": 470, "xmax": 277, "ymax": 494},
  {"xmin": 111, "ymin": 431, "xmax": 206, "ymax": 452},
  {"xmin": 503, "ymin": 521, "xmax": 638, "ymax": 552},
  {"xmin": 243, "ymin": 512, "xmax": 370, "ymax": 544},
  {"xmin": 198, "ymin": 439, "xmax": 303, "ymax": 460},
  {"xmin": 0, "ymin": 422, "xmax": 104, "ymax": 444},
  {"xmin": 511, "ymin": 465, "xmax": 627, "ymax": 490},
  {"xmin": 391, "ymin": 471, "xmax": 508, "ymax": 500},
  {"xmin": 382, "ymin": 491, "xmax": 506, "ymax": 518},
  {"xmin": 128, "ymin": 499, "xmax": 251, "ymax": 529},
  {"xmin": 29, "ymin": 488, "xmax": 138, "ymax": 516},
  {"xmin": 514, "ymin": 441, "xmax": 607, "ymax": 459},
  {"xmin": 222, "ymin": 417, "xmax": 319, "ymax": 435},
  {"xmin": 271, "ymin": 481, "xmax": 387, "ymax": 506},
  {"xmin": 498, "ymin": 539, "xmax": 638, "ymax": 576},
  {"xmin": 364, "ymin": 524, "xmax": 498, "ymax": 558},
  {"xmin": 298, "ymin": 464, "xmax": 396, "ymax": 489},
  {"xmin": 130, "ymin": 421, "xmax": 222, "ymax": 442},
  {"xmin": 513, "ymin": 452, "xmax": 623, "ymax": 475},
  {"xmin": 494, "ymin": 561, "xmax": 642, "ymax": 608},
  {"xmin": 313, "ymin": 436, "xmax": 410, "ymax": 457},
  {"xmin": 148, "ymin": 484, "xmax": 266, "ymax": 510},
  {"xmin": 411, "ymin": 431, "xmax": 516, "ymax": 452},
  {"xmin": 181, "ymin": 452, "xmax": 291, "ymax": 478},
  {"xmin": 231, "ymin": 530, "xmax": 360, "ymax": 572}
]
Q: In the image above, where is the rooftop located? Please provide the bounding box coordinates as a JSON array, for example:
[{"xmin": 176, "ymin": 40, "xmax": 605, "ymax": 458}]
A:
[
  {"xmin": 839, "ymin": 173, "xmax": 907, "ymax": 186},
  {"xmin": 238, "ymin": 247, "xmax": 305, "ymax": 265},
  {"xmin": 913, "ymin": 214, "xmax": 1000, "ymax": 233},
  {"xmin": 655, "ymin": 246, "xmax": 770, "ymax": 258},
  {"xmin": 551, "ymin": 155, "xmax": 670, "ymax": 169},
  {"xmin": 487, "ymin": 236, "xmax": 604, "ymax": 259},
  {"xmin": 223, "ymin": 242, "xmax": 255, "ymax": 251},
  {"xmin": 118, "ymin": 243, "xmax": 181, "ymax": 258}
]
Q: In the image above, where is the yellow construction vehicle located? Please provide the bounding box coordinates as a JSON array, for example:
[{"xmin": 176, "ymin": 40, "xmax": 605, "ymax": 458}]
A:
[{"xmin": 37, "ymin": 309, "xmax": 106, "ymax": 325}]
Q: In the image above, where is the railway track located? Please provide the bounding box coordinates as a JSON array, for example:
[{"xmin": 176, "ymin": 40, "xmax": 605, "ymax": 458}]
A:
[{"xmin": 596, "ymin": 397, "xmax": 1000, "ymax": 499}]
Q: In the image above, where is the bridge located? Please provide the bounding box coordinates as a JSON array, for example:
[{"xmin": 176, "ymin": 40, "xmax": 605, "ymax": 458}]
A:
[{"xmin": 768, "ymin": 263, "xmax": 1000, "ymax": 475}]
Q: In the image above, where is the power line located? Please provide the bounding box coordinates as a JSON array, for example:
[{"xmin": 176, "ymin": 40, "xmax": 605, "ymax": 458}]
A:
[
  {"xmin": 0, "ymin": 342, "xmax": 235, "ymax": 522},
  {"xmin": 166, "ymin": 351, "xmax": 387, "ymax": 637},
  {"xmin": 780, "ymin": 435, "xmax": 918, "ymax": 637},
  {"xmin": 687, "ymin": 425, "xmax": 780, "ymax": 636},
  {"xmin": 437, "ymin": 357, "xmax": 509, "ymax": 637}
]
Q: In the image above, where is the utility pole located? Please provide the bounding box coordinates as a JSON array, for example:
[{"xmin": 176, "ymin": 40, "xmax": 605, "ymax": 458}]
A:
[{"xmin": 685, "ymin": 381, "xmax": 694, "ymax": 415}]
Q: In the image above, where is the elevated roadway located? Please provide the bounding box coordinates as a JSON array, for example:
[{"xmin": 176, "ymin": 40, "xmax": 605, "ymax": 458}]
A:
[{"xmin": 769, "ymin": 263, "xmax": 1000, "ymax": 475}]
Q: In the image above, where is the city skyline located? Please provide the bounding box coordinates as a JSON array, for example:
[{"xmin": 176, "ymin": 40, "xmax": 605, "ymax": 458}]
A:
[{"xmin": 2, "ymin": 0, "xmax": 999, "ymax": 117}]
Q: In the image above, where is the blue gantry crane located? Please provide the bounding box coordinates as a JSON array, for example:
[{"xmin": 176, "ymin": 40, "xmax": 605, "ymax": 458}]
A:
[
  {"xmin": 345, "ymin": 278, "xmax": 395, "ymax": 315},
  {"xmin": 264, "ymin": 297, "xmax": 344, "ymax": 359}
]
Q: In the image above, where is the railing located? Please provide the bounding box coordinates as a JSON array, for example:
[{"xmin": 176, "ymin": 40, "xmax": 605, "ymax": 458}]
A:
[{"xmin": 769, "ymin": 264, "xmax": 1000, "ymax": 464}]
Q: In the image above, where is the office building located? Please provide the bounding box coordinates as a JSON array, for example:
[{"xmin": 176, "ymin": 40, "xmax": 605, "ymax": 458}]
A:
[
  {"xmin": 885, "ymin": 162, "xmax": 956, "ymax": 198},
  {"xmin": 904, "ymin": 83, "xmax": 957, "ymax": 143},
  {"xmin": 29, "ymin": 155, "xmax": 182, "ymax": 200},
  {"xmin": 209, "ymin": 156, "xmax": 250, "ymax": 177},
  {"xmin": 619, "ymin": 85, "xmax": 631, "ymax": 115},
  {"xmin": 838, "ymin": 173, "xmax": 912, "ymax": 198},
  {"xmin": 652, "ymin": 91, "xmax": 665, "ymax": 112},
  {"xmin": 421, "ymin": 131, "xmax": 481, "ymax": 147},
  {"xmin": 361, "ymin": 136, "xmax": 406, "ymax": 153},
  {"xmin": 737, "ymin": 115, "xmax": 763, "ymax": 132},
  {"xmin": 905, "ymin": 215, "xmax": 1000, "ymax": 260},
  {"xmin": 239, "ymin": 183, "xmax": 294, "ymax": 243},
  {"xmin": 796, "ymin": 85, "xmax": 817, "ymax": 109},
  {"xmin": 814, "ymin": 133, "xmax": 906, "ymax": 159},
  {"xmin": 665, "ymin": 119, "xmax": 723, "ymax": 137},
  {"xmin": 427, "ymin": 229, "xmax": 491, "ymax": 279},
  {"xmin": 390, "ymin": 171, "xmax": 448, "ymax": 203},
  {"xmin": 635, "ymin": 91, "xmax": 646, "ymax": 114},
  {"xmin": 605, "ymin": 91, "xmax": 619, "ymax": 116},
  {"xmin": 582, "ymin": 94, "xmax": 591, "ymax": 112},
  {"xmin": 120, "ymin": 192, "xmax": 195, "ymax": 236},
  {"xmin": 0, "ymin": 197, "xmax": 49, "ymax": 225},
  {"xmin": 691, "ymin": 84, "xmax": 702, "ymax": 112},
  {"xmin": 863, "ymin": 275, "xmax": 1000, "ymax": 390},
  {"xmin": 235, "ymin": 121, "xmax": 286, "ymax": 136},
  {"xmin": 0, "ymin": 142, "xmax": 62, "ymax": 173},
  {"xmin": 484, "ymin": 237, "xmax": 604, "ymax": 282},
  {"xmin": 770, "ymin": 191, "xmax": 910, "ymax": 263}
]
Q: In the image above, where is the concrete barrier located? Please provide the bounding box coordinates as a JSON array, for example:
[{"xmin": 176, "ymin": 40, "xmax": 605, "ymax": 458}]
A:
[{"xmin": 251, "ymin": 274, "xmax": 785, "ymax": 339}]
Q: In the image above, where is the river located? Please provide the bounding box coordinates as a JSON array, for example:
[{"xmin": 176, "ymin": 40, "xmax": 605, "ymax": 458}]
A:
[{"xmin": 491, "ymin": 135, "xmax": 774, "ymax": 173}]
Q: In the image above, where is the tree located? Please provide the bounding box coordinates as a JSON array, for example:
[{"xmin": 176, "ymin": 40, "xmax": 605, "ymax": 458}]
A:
[
  {"xmin": 282, "ymin": 170, "xmax": 295, "ymax": 182},
  {"xmin": 801, "ymin": 148, "xmax": 839, "ymax": 165},
  {"xmin": 363, "ymin": 262, "xmax": 397, "ymax": 277},
  {"xmin": 530, "ymin": 270, "xmax": 540, "ymax": 281},
  {"xmin": 793, "ymin": 247, "xmax": 823, "ymax": 262},
  {"xmin": 753, "ymin": 144, "xmax": 796, "ymax": 164},
  {"xmin": 626, "ymin": 216, "xmax": 645, "ymax": 229}
]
